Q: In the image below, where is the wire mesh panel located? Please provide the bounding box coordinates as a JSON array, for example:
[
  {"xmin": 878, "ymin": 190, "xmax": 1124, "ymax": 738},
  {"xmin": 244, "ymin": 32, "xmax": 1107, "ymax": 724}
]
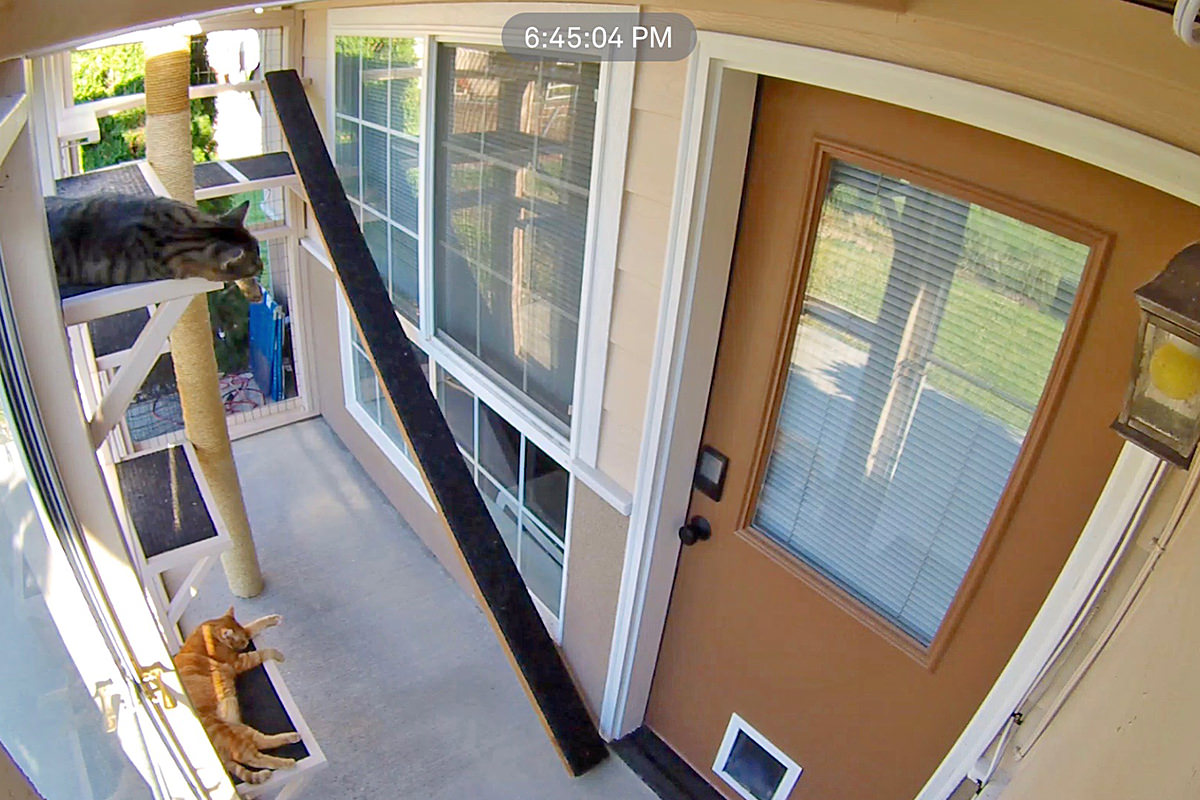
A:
[{"xmin": 112, "ymin": 231, "xmax": 300, "ymax": 446}]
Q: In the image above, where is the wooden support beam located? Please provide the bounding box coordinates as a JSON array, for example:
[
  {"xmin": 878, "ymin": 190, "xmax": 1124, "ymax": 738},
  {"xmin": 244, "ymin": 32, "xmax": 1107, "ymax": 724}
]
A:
[{"xmin": 265, "ymin": 69, "xmax": 608, "ymax": 776}]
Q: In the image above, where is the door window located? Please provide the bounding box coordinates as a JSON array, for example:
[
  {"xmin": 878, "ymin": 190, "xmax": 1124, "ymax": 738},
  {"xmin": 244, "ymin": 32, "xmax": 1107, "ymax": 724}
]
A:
[{"xmin": 753, "ymin": 158, "xmax": 1091, "ymax": 645}]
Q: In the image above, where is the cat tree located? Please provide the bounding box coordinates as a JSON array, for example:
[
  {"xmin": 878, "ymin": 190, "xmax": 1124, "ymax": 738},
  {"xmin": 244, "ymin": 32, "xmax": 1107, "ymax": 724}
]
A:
[{"xmin": 144, "ymin": 31, "xmax": 263, "ymax": 597}]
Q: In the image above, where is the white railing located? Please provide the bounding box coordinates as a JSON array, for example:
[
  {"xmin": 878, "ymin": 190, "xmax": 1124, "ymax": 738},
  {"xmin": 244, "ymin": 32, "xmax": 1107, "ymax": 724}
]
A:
[{"xmin": 59, "ymin": 80, "xmax": 266, "ymax": 145}]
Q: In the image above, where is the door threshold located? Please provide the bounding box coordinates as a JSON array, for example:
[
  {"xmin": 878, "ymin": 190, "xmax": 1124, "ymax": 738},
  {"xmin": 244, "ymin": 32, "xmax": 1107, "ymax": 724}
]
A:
[{"xmin": 612, "ymin": 727, "xmax": 725, "ymax": 800}]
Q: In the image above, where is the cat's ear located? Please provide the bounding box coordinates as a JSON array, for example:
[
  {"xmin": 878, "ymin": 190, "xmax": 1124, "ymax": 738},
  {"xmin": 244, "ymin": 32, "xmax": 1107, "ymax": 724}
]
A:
[
  {"xmin": 220, "ymin": 246, "xmax": 246, "ymax": 268},
  {"xmin": 221, "ymin": 201, "xmax": 251, "ymax": 227},
  {"xmin": 225, "ymin": 605, "xmax": 236, "ymax": 619}
]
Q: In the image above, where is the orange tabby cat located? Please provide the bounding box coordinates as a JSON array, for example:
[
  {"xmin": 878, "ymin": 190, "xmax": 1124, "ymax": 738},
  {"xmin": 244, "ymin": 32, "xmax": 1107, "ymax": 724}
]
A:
[{"xmin": 175, "ymin": 608, "xmax": 300, "ymax": 784}]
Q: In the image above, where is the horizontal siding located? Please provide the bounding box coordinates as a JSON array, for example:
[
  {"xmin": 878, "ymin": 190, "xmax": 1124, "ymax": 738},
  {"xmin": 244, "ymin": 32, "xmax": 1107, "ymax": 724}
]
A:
[
  {"xmin": 593, "ymin": 60, "xmax": 688, "ymax": 489},
  {"xmin": 621, "ymin": 109, "xmax": 683, "ymax": 206},
  {"xmin": 615, "ymin": 192, "xmax": 672, "ymax": 291}
]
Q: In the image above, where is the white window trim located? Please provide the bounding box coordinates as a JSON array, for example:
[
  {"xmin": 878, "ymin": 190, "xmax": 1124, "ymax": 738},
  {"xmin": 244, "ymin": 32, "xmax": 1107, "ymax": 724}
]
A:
[
  {"xmin": 712, "ymin": 713, "xmax": 803, "ymax": 800},
  {"xmin": 601, "ymin": 30, "xmax": 1200, "ymax": 792},
  {"xmin": 336, "ymin": 291, "xmax": 434, "ymax": 507},
  {"xmin": 326, "ymin": 3, "xmax": 634, "ymax": 510}
]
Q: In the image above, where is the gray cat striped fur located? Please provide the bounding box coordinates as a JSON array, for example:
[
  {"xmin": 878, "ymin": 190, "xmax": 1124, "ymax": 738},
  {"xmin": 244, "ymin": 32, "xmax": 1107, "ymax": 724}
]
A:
[{"xmin": 45, "ymin": 194, "xmax": 263, "ymax": 288}]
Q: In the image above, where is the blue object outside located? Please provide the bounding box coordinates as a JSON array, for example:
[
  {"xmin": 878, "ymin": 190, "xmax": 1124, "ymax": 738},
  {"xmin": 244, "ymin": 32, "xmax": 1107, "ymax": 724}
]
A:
[{"xmin": 248, "ymin": 289, "xmax": 286, "ymax": 402}]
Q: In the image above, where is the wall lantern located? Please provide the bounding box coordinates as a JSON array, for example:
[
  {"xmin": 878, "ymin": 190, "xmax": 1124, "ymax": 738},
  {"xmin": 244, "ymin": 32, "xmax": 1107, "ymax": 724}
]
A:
[{"xmin": 1113, "ymin": 243, "xmax": 1200, "ymax": 468}]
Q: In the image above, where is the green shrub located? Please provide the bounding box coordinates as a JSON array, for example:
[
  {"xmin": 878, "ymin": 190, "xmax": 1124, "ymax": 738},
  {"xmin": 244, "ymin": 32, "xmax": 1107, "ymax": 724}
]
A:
[{"xmin": 75, "ymin": 37, "xmax": 217, "ymax": 170}]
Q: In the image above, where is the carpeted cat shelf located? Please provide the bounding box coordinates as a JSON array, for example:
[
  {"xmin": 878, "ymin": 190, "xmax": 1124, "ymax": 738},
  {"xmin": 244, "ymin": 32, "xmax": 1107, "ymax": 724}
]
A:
[
  {"xmin": 266, "ymin": 69, "xmax": 608, "ymax": 777},
  {"xmin": 144, "ymin": 31, "xmax": 264, "ymax": 598}
]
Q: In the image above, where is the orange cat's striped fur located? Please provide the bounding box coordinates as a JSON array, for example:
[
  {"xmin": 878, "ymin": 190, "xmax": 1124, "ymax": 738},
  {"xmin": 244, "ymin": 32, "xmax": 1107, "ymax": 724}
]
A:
[{"xmin": 174, "ymin": 608, "xmax": 300, "ymax": 784}]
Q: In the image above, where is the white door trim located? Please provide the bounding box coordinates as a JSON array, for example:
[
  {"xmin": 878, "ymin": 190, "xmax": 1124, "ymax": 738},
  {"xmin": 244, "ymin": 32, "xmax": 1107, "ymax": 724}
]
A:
[{"xmin": 599, "ymin": 28, "xmax": 1200, "ymax": 798}]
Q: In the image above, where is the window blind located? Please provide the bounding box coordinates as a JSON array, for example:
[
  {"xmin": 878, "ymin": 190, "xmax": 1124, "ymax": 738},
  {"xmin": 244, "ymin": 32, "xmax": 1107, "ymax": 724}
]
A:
[
  {"xmin": 432, "ymin": 45, "xmax": 600, "ymax": 425},
  {"xmin": 753, "ymin": 159, "xmax": 1090, "ymax": 645}
]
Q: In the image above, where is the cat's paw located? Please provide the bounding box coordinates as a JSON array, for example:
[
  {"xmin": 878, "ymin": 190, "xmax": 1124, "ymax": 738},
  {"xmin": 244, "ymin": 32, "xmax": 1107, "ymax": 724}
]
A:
[
  {"xmin": 280, "ymin": 731, "xmax": 302, "ymax": 745},
  {"xmin": 275, "ymin": 757, "xmax": 297, "ymax": 770},
  {"xmin": 246, "ymin": 769, "xmax": 272, "ymax": 784},
  {"xmin": 261, "ymin": 648, "xmax": 285, "ymax": 663},
  {"xmin": 247, "ymin": 614, "xmax": 282, "ymax": 634}
]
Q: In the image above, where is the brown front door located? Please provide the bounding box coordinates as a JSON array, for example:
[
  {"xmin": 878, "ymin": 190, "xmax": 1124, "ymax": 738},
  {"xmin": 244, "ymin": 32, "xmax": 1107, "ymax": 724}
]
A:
[{"xmin": 645, "ymin": 78, "xmax": 1200, "ymax": 800}]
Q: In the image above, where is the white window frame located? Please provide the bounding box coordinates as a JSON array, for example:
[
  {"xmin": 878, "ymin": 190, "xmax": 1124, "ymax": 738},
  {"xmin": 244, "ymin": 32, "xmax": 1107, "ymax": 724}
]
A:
[
  {"xmin": 336, "ymin": 292, "xmax": 434, "ymax": 506},
  {"xmin": 326, "ymin": 2, "xmax": 634, "ymax": 497},
  {"xmin": 429, "ymin": 361, "xmax": 573, "ymax": 636},
  {"xmin": 326, "ymin": 4, "xmax": 635, "ymax": 632}
]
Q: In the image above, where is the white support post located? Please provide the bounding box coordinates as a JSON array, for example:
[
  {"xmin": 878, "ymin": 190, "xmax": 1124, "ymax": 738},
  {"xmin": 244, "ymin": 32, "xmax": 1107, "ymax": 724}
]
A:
[{"xmin": 87, "ymin": 296, "xmax": 194, "ymax": 449}]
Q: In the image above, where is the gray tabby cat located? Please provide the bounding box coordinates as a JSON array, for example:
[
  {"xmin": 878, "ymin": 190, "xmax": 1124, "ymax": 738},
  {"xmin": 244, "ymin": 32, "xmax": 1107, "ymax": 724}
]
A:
[{"xmin": 45, "ymin": 194, "xmax": 264, "ymax": 299}]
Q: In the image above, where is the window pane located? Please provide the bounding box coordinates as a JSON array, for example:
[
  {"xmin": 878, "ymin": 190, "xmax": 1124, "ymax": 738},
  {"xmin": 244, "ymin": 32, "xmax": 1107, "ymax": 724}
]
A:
[
  {"xmin": 433, "ymin": 45, "xmax": 599, "ymax": 425},
  {"xmin": 520, "ymin": 514, "xmax": 564, "ymax": 615},
  {"xmin": 334, "ymin": 37, "xmax": 360, "ymax": 117},
  {"xmin": 478, "ymin": 472, "xmax": 519, "ymax": 558},
  {"xmin": 389, "ymin": 134, "xmax": 420, "ymax": 232},
  {"xmin": 335, "ymin": 118, "xmax": 359, "ymax": 200},
  {"xmin": 361, "ymin": 126, "xmax": 388, "ymax": 214},
  {"xmin": 523, "ymin": 439, "xmax": 567, "ymax": 540},
  {"xmin": 390, "ymin": 226, "xmax": 419, "ymax": 321},
  {"xmin": 478, "ymin": 401, "xmax": 520, "ymax": 494},
  {"xmin": 388, "ymin": 38, "xmax": 422, "ymax": 134},
  {"xmin": 361, "ymin": 37, "xmax": 389, "ymax": 127},
  {"xmin": 362, "ymin": 208, "xmax": 389, "ymax": 293},
  {"xmin": 334, "ymin": 34, "xmax": 423, "ymax": 327},
  {"xmin": 752, "ymin": 159, "xmax": 1090, "ymax": 645},
  {"xmin": 436, "ymin": 368, "xmax": 476, "ymax": 458},
  {"xmin": 352, "ymin": 342, "xmax": 380, "ymax": 424}
]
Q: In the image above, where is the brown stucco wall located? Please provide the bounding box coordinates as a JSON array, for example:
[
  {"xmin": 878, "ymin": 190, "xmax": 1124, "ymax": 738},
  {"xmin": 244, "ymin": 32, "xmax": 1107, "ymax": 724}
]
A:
[{"xmin": 561, "ymin": 481, "xmax": 630, "ymax": 714}]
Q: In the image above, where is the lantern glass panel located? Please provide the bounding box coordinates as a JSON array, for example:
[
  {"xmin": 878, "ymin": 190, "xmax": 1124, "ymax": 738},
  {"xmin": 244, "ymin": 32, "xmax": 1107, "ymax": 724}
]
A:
[{"xmin": 1129, "ymin": 320, "xmax": 1200, "ymax": 458}]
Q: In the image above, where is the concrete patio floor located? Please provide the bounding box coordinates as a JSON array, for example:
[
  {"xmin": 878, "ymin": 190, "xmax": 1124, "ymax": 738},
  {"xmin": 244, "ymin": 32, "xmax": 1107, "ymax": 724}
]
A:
[{"xmin": 176, "ymin": 419, "xmax": 655, "ymax": 800}]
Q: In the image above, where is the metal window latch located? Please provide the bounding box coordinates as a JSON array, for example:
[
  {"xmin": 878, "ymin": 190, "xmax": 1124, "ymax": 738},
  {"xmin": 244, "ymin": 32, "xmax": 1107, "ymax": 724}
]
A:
[{"xmin": 138, "ymin": 665, "xmax": 178, "ymax": 710}]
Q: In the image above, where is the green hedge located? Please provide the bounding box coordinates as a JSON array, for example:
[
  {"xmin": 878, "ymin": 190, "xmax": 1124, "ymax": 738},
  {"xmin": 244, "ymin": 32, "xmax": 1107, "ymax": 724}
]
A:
[{"xmin": 73, "ymin": 39, "xmax": 217, "ymax": 171}]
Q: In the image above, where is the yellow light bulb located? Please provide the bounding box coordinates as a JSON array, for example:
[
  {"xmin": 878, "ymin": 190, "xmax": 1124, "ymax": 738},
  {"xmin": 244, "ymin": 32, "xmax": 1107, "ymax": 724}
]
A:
[{"xmin": 1149, "ymin": 341, "xmax": 1200, "ymax": 401}]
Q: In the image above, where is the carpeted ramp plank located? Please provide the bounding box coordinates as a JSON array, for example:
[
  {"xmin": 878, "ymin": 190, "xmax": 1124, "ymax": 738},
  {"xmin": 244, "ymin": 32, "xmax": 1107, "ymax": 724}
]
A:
[{"xmin": 265, "ymin": 69, "xmax": 607, "ymax": 777}]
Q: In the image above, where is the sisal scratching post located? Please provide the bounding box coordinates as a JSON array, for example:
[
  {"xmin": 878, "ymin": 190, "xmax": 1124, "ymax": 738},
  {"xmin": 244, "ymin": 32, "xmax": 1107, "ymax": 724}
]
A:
[{"xmin": 145, "ymin": 33, "xmax": 263, "ymax": 597}]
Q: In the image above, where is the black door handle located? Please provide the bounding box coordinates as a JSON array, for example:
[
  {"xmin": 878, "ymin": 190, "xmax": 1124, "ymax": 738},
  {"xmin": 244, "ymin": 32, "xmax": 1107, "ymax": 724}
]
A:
[{"xmin": 678, "ymin": 516, "xmax": 712, "ymax": 546}]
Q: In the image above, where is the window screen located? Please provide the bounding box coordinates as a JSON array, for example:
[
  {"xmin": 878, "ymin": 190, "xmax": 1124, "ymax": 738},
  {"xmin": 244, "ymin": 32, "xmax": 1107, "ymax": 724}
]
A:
[
  {"xmin": 432, "ymin": 45, "xmax": 599, "ymax": 426},
  {"xmin": 753, "ymin": 159, "xmax": 1091, "ymax": 645}
]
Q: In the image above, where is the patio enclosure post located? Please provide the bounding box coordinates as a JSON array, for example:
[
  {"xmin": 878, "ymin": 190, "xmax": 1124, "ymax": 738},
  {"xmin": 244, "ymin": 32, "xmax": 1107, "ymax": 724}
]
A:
[{"xmin": 145, "ymin": 31, "xmax": 263, "ymax": 597}]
